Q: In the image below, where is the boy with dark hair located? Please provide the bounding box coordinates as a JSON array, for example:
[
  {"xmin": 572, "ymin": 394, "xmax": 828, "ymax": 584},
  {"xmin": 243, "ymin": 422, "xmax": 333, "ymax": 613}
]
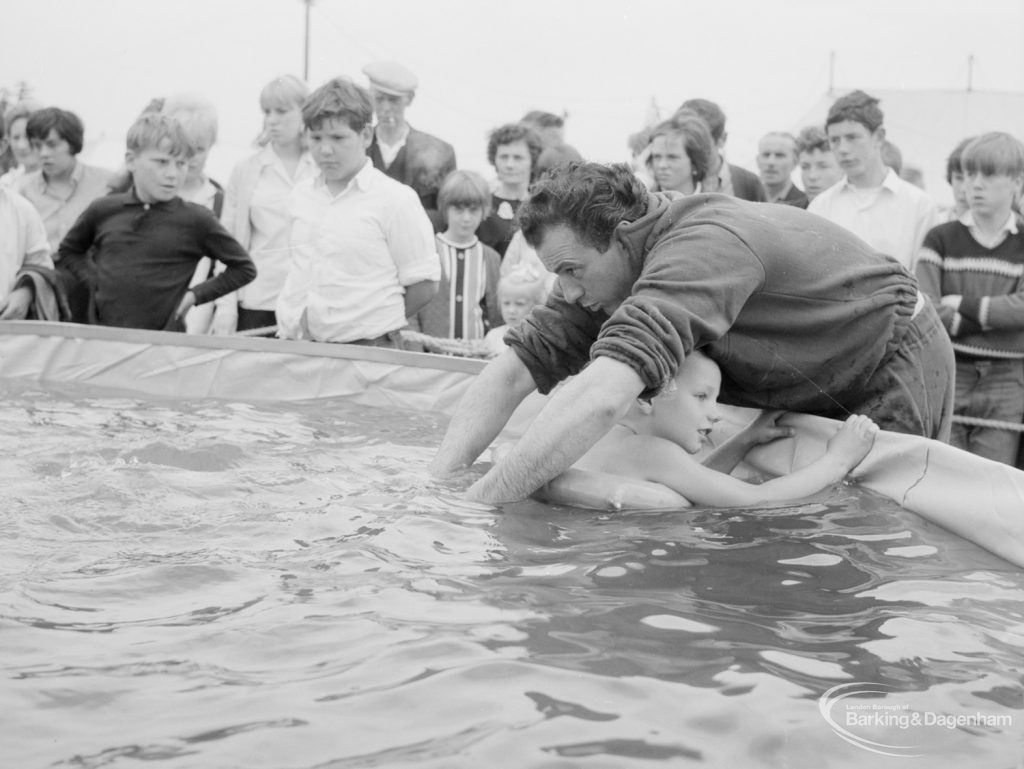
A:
[
  {"xmin": 808, "ymin": 89, "xmax": 939, "ymax": 270},
  {"xmin": 17, "ymin": 107, "xmax": 112, "ymax": 257},
  {"xmin": 276, "ymin": 76, "xmax": 438, "ymax": 346},
  {"xmin": 57, "ymin": 112, "xmax": 256, "ymax": 331},
  {"xmin": 916, "ymin": 132, "xmax": 1024, "ymax": 465}
]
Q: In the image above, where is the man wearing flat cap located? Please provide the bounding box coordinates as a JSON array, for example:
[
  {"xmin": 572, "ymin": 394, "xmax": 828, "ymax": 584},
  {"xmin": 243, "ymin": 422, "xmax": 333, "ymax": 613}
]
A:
[{"xmin": 363, "ymin": 61, "xmax": 457, "ymax": 231}]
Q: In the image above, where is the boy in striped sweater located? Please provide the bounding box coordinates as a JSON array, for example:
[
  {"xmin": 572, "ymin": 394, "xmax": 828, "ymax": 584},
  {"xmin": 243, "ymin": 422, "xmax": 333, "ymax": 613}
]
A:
[{"xmin": 916, "ymin": 132, "xmax": 1024, "ymax": 464}]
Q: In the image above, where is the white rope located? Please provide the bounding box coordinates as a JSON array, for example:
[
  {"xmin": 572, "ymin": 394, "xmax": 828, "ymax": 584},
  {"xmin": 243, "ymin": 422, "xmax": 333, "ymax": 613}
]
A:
[{"xmin": 951, "ymin": 414, "xmax": 1024, "ymax": 433}]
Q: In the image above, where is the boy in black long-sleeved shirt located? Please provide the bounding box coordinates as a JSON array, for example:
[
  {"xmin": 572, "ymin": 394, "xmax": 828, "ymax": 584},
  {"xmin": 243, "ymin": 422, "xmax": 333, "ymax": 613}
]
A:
[{"xmin": 57, "ymin": 112, "xmax": 255, "ymax": 331}]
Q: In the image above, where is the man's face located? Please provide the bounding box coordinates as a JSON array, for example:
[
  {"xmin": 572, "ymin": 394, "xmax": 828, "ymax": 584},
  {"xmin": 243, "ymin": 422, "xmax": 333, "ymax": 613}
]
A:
[
  {"xmin": 371, "ymin": 89, "xmax": 412, "ymax": 129},
  {"xmin": 126, "ymin": 139, "xmax": 188, "ymax": 203},
  {"xmin": 536, "ymin": 224, "xmax": 634, "ymax": 315},
  {"xmin": 798, "ymin": 148, "xmax": 843, "ymax": 200},
  {"xmin": 826, "ymin": 120, "xmax": 883, "ymax": 184},
  {"xmin": 757, "ymin": 135, "xmax": 797, "ymax": 187},
  {"xmin": 33, "ymin": 128, "xmax": 77, "ymax": 180},
  {"xmin": 308, "ymin": 117, "xmax": 371, "ymax": 190}
]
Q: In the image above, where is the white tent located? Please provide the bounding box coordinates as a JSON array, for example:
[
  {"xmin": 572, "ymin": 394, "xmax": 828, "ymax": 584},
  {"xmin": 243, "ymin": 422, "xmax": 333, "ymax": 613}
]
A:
[{"xmin": 793, "ymin": 88, "xmax": 1024, "ymax": 207}]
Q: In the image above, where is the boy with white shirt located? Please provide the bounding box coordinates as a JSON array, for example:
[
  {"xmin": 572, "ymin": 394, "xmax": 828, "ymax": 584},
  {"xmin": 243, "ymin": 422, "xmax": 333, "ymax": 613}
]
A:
[
  {"xmin": 808, "ymin": 90, "xmax": 939, "ymax": 270},
  {"xmin": 276, "ymin": 77, "xmax": 439, "ymax": 346},
  {"xmin": 915, "ymin": 132, "xmax": 1024, "ymax": 465}
]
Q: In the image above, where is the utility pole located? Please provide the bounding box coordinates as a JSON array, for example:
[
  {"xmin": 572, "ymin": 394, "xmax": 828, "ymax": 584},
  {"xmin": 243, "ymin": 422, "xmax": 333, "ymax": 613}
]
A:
[
  {"xmin": 828, "ymin": 51, "xmax": 835, "ymax": 96},
  {"xmin": 303, "ymin": 0, "xmax": 314, "ymax": 81},
  {"xmin": 967, "ymin": 53, "xmax": 974, "ymax": 92}
]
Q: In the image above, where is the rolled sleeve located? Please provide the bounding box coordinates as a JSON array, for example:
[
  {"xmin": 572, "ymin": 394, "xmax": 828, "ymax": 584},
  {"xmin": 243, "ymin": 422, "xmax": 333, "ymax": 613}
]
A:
[{"xmin": 386, "ymin": 189, "xmax": 440, "ymax": 286}]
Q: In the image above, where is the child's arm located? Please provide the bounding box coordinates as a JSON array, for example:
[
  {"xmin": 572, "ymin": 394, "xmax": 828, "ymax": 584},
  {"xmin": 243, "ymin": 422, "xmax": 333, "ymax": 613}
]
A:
[
  {"xmin": 189, "ymin": 214, "xmax": 257, "ymax": 307},
  {"xmin": 702, "ymin": 410, "xmax": 793, "ymax": 474},
  {"xmin": 55, "ymin": 200, "xmax": 101, "ymax": 289},
  {"xmin": 620, "ymin": 414, "xmax": 878, "ymax": 507}
]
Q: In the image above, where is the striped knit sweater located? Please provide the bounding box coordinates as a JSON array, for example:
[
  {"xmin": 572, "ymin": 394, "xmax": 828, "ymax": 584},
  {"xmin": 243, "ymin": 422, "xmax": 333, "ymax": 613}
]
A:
[{"xmin": 915, "ymin": 217, "xmax": 1024, "ymax": 358}]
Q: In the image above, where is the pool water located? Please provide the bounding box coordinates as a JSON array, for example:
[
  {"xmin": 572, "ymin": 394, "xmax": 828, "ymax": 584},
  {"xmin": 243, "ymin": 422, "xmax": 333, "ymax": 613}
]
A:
[{"xmin": 1, "ymin": 380, "xmax": 1022, "ymax": 768}]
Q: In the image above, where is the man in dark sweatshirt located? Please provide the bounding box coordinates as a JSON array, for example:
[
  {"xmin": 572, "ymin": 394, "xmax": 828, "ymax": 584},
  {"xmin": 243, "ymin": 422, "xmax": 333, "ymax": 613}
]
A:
[{"xmin": 430, "ymin": 162, "xmax": 954, "ymax": 504}]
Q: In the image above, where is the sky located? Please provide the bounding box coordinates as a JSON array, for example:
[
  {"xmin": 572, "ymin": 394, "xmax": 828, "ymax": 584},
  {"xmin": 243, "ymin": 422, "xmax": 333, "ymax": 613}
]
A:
[{"xmin": 4, "ymin": 0, "xmax": 1024, "ymax": 203}]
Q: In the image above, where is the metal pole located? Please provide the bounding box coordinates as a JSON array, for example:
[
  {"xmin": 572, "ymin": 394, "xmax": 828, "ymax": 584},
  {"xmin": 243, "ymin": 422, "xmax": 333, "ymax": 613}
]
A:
[
  {"xmin": 304, "ymin": 0, "xmax": 312, "ymax": 82},
  {"xmin": 967, "ymin": 53, "xmax": 974, "ymax": 92}
]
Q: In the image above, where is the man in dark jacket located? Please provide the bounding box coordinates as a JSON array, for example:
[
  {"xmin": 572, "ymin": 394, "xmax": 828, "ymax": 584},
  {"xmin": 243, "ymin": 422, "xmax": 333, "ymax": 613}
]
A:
[
  {"xmin": 430, "ymin": 162, "xmax": 954, "ymax": 503},
  {"xmin": 363, "ymin": 61, "xmax": 456, "ymax": 231}
]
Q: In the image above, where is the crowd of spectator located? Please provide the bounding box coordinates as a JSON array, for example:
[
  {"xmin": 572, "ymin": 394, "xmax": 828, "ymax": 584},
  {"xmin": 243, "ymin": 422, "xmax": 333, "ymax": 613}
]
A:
[{"xmin": 0, "ymin": 64, "xmax": 1022, "ymax": 467}]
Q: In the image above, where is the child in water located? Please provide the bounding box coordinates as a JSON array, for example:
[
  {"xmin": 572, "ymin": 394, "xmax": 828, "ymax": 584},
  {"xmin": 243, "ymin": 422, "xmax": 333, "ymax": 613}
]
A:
[{"xmin": 568, "ymin": 349, "xmax": 878, "ymax": 507}]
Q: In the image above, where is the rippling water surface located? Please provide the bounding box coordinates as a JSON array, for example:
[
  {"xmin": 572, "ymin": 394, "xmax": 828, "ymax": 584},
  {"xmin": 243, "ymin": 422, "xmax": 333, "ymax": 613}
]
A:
[{"xmin": 1, "ymin": 380, "xmax": 1022, "ymax": 768}]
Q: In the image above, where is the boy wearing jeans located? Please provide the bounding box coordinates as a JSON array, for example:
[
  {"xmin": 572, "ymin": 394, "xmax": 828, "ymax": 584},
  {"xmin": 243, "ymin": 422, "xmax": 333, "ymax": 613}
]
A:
[
  {"xmin": 916, "ymin": 132, "xmax": 1024, "ymax": 464},
  {"xmin": 57, "ymin": 113, "xmax": 255, "ymax": 331}
]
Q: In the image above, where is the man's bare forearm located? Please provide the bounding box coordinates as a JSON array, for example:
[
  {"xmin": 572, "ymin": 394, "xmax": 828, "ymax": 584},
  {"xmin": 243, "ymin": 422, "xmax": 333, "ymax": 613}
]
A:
[
  {"xmin": 429, "ymin": 349, "xmax": 536, "ymax": 476},
  {"xmin": 466, "ymin": 357, "xmax": 645, "ymax": 503}
]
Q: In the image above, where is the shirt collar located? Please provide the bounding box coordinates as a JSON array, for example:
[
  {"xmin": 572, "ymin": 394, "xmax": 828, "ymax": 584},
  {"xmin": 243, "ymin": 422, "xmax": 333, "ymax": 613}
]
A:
[
  {"xmin": 122, "ymin": 186, "xmax": 180, "ymax": 208},
  {"xmin": 840, "ymin": 166, "xmax": 900, "ymax": 193},
  {"xmin": 959, "ymin": 209, "xmax": 1019, "ymax": 235},
  {"xmin": 437, "ymin": 232, "xmax": 479, "ymax": 249},
  {"xmin": 315, "ymin": 158, "xmax": 374, "ymax": 196}
]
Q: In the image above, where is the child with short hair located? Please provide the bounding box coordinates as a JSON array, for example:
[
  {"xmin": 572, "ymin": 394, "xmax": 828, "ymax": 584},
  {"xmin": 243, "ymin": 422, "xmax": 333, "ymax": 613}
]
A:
[
  {"xmin": 56, "ymin": 112, "xmax": 256, "ymax": 331},
  {"xmin": 916, "ymin": 131, "xmax": 1024, "ymax": 465},
  {"xmin": 567, "ymin": 350, "xmax": 878, "ymax": 507},
  {"xmin": 275, "ymin": 76, "xmax": 438, "ymax": 346},
  {"xmin": 414, "ymin": 169, "xmax": 503, "ymax": 340},
  {"xmin": 483, "ymin": 265, "xmax": 548, "ymax": 357}
]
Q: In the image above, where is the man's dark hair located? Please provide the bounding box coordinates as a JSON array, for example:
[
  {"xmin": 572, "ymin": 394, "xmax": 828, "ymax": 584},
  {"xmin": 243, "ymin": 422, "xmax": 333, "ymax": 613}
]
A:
[
  {"xmin": 946, "ymin": 136, "xmax": 976, "ymax": 183},
  {"xmin": 825, "ymin": 90, "xmax": 884, "ymax": 133},
  {"xmin": 676, "ymin": 98, "xmax": 725, "ymax": 143},
  {"xmin": 26, "ymin": 107, "xmax": 84, "ymax": 155},
  {"xmin": 301, "ymin": 76, "xmax": 373, "ymax": 132},
  {"xmin": 518, "ymin": 161, "xmax": 649, "ymax": 252},
  {"xmin": 487, "ymin": 122, "xmax": 543, "ymax": 169}
]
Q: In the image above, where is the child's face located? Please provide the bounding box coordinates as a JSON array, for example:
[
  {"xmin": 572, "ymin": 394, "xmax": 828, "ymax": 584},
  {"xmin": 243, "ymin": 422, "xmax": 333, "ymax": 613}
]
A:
[
  {"xmin": 650, "ymin": 353, "xmax": 722, "ymax": 454},
  {"xmin": 185, "ymin": 143, "xmax": 210, "ymax": 185},
  {"xmin": 308, "ymin": 117, "xmax": 371, "ymax": 190},
  {"xmin": 498, "ymin": 283, "xmax": 540, "ymax": 326},
  {"xmin": 965, "ymin": 171, "xmax": 1023, "ymax": 221},
  {"xmin": 263, "ymin": 105, "xmax": 304, "ymax": 145},
  {"xmin": 33, "ymin": 128, "xmax": 77, "ymax": 180},
  {"xmin": 127, "ymin": 139, "xmax": 188, "ymax": 203},
  {"xmin": 445, "ymin": 205, "xmax": 483, "ymax": 242},
  {"xmin": 799, "ymin": 149, "xmax": 843, "ymax": 200}
]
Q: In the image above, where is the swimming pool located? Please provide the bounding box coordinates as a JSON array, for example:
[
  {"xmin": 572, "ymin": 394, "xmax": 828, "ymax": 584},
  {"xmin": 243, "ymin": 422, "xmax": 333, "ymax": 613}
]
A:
[{"xmin": 2, "ymin": 379, "xmax": 1021, "ymax": 768}]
